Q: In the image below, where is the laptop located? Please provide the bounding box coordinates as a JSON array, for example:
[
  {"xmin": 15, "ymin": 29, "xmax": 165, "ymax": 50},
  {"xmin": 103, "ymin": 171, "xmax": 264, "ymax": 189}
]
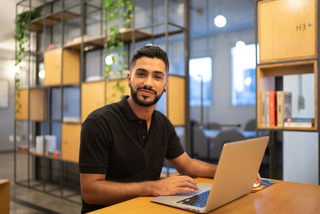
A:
[{"xmin": 151, "ymin": 136, "xmax": 269, "ymax": 213}]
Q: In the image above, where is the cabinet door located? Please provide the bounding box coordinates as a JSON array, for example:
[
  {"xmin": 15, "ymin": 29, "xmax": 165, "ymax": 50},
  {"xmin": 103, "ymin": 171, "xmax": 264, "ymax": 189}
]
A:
[
  {"xmin": 61, "ymin": 123, "xmax": 81, "ymax": 163},
  {"xmin": 258, "ymin": 0, "xmax": 317, "ymax": 62},
  {"xmin": 168, "ymin": 76, "xmax": 185, "ymax": 126},
  {"xmin": 44, "ymin": 48, "xmax": 62, "ymax": 86},
  {"xmin": 106, "ymin": 79, "xmax": 130, "ymax": 105},
  {"xmin": 81, "ymin": 81, "xmax": 106, "ymax": 122},
  {"xmin": 15, "ymin": 89, "xmax": 47, "ymax": 121}
]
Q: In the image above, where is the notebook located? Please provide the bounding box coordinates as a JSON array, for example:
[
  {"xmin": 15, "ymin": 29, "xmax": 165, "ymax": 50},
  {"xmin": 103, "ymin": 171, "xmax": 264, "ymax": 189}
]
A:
[{"xmin": 151, "ymin": 136, "xmax": 269, "ymax": 213}]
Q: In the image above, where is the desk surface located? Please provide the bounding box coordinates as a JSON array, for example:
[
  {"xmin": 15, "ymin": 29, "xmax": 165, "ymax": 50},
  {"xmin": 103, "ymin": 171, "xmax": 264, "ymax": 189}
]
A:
[{"xmin": 89, "ymin": 177, "xmax": 320, "ymax": 214}]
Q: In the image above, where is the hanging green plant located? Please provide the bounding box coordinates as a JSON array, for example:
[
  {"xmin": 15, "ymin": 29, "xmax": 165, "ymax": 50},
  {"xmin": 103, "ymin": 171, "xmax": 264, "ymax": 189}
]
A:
[
  {"xmin": 102, "ymin": 0, "xmax": 133, "ymax": 99},
  {"xmin": 14, "ymin": 9, "xmax": 39, "ymax": 113}
]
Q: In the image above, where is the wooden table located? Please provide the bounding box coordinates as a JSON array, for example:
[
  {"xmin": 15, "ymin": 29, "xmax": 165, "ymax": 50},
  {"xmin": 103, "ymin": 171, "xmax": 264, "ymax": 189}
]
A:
[
  {"xmin": 89, "ymin": 177, "xmax": 320, "ymax": 214},
  {"xmin": 0, "ymin": 179, "xmax": 10, "ymax": 214}
]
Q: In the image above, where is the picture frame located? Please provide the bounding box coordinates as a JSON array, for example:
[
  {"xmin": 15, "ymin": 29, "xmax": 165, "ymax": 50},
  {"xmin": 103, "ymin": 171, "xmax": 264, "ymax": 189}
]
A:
[{"xmin": 0, "ymin": 79, "xmax": 9, "ymax": 108}]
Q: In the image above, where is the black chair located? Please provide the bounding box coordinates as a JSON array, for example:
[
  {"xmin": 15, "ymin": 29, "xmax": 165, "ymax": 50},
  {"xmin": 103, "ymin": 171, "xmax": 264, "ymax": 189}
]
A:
[
  {"xmin": 211, "ymin": 130, "xmax": 245, "ymax": 161},
  {"xmin": 244, "ymin": 118, "xmax": 257, "ymax": 131}
]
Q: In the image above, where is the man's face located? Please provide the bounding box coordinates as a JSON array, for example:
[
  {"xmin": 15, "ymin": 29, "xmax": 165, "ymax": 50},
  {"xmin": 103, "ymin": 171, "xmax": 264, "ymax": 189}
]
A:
[{"xmin": 128, "ymin": 57, "xmax": 168, "ymax": 107}]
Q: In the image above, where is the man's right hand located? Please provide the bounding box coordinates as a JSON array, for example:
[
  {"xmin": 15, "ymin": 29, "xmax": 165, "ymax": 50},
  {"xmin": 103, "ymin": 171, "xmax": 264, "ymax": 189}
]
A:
[{"xmin": 146, "ymin": 175, "xmax": 199, "ymax": 196}]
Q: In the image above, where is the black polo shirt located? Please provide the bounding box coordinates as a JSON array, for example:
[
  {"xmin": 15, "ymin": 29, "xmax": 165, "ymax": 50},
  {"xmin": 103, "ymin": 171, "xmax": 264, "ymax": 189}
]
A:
[{"xmin": 79, "ymin": 96, "xmax": 184, "ymax": 213}]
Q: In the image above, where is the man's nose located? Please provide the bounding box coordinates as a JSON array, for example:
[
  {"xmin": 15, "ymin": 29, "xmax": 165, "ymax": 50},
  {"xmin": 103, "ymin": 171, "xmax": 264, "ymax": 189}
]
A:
[{"xmin": 144, "ymin": 75, "xmax": 153, "ymax": 88}]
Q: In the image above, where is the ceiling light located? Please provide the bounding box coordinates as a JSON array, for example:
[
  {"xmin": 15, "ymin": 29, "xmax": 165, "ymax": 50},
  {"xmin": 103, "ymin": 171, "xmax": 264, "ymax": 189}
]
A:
[
  {"xmin": 236, "ymin": 40, "xmax": 246, "ymax": 48},
  {"xmin": 214, "ymin": 15, "xmax": 227, "ymax": 28}
]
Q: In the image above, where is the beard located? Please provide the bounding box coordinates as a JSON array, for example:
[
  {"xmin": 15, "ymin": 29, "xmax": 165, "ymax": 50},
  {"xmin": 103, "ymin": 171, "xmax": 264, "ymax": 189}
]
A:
[{"xmin": 130, "ymin": 85, "xmax": 165, "ymax": 107}]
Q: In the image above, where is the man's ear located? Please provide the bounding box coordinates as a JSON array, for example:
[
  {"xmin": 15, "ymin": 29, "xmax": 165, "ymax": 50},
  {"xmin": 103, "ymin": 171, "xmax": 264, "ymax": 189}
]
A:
[
  {"xmin": 164, "ymin": 76, "xmax": 169, "ymax": 90},
  {"xmin": 127, "ymin": 72, "xmax": 131, "ymax": 85}
]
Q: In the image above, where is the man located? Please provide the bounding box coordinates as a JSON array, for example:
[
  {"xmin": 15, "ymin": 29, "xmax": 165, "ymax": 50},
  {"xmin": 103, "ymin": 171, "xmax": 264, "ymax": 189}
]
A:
[{"xmin": 79, "ymin": 46, "xmax": 260, "ymax": 213}]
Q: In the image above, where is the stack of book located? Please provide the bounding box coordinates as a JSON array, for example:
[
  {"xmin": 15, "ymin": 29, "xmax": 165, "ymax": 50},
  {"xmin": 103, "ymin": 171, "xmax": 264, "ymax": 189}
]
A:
[{"xmin": 261, "ymin": 91, "xmax": 314, "ymax": 128}]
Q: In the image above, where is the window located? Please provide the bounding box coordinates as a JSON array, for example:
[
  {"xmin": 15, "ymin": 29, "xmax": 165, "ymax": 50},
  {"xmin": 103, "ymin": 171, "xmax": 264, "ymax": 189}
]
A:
[
  {"xmin": 231, "ymin": 44, "xmax": 256, "ymax": 106},
  {"xmin": 189, "ymin": 57, "xmax": 212, "ymax": 106}
]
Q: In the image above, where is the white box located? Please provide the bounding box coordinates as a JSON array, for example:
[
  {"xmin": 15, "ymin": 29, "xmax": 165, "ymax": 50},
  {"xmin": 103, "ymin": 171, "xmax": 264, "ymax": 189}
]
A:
[{"xmin": 36, "ymin": 135, "xmax": 57, "ymax": 153}]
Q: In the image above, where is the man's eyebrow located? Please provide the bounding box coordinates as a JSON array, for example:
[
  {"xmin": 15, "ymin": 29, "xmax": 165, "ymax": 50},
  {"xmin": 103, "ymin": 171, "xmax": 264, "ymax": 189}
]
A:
[{"xmin": 136, "ymin": 68, "xmax": 165, "ymax": 76}]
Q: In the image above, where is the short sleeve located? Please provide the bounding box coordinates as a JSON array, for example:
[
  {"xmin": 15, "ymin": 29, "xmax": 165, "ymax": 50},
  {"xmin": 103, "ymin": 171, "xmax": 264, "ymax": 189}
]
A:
[{"xmin": 79, "ymin": 116, "xmax": 112, "ymax": 174}]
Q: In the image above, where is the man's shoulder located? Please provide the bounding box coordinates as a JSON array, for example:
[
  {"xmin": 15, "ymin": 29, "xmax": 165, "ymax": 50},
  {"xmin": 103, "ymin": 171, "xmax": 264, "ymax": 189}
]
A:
[{"xmin": 86, "ymin": 102, "xmax": 120, "ymax": 120}]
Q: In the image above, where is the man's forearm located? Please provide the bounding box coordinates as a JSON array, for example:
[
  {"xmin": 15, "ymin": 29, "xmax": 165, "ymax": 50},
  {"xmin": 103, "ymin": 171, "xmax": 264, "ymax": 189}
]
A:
[
  {"xmin": 81, "ymin": 179, "xmax": 154, "ymax": 206},
  {"xmin": 81, "ymin": 174, "xmax": 199, "ymax": 206},
  {"xmin": 170, "ymin": 153, "xmax": 217, "ymax": 178}
]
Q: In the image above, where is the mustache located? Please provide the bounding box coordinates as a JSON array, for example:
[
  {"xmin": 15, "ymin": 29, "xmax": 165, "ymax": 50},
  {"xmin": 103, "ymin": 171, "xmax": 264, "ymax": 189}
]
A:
[{"xmin": 137, "ymin": 86, "xmax": 157, "ymax": 94}]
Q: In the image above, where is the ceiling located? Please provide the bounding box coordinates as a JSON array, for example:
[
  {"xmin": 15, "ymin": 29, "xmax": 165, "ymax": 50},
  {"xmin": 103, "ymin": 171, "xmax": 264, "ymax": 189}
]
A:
[{"xmin": 0, "ymin": 0, "xmax": 255, "ymax": 52}]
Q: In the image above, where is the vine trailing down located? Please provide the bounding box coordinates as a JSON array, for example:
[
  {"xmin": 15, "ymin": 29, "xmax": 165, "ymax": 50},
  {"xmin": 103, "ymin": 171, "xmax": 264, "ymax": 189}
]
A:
[
  {"xmin": 14, "ymin": 9, "xmax": 39, "ymax": 113},
  {"xmin": 102, "ymin": 0, "xmax": 133, "ymax": 100}
]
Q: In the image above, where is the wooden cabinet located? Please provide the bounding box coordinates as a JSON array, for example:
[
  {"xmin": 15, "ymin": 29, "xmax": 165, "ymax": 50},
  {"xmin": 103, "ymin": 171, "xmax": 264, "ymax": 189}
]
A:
[
  {"xmin": 44, "ymin": 47, "xmax": 80, "ymax": 86},
  {"xmin": 81, "ymin": 79, "xmax": 130, "ymax": 122},
  {"xmin": 258, "ymin": 0, "xmax": 317, "ymax": 63},
  {"xmin": 256, "ymin": 0, "xmax": 319, "ymax": 182},
  {"xmin": 15, "ymin": 88, "xmax": 47, "ymax": 121},
  {"xmin": 61, "ymin": 123, "xmax": 81, "ymax": 163},
  {"xmin": 168, "ymin": 76, "xmax": 185, "ymax": 126},
  {"xmin": 257, "ymin": 0, "xmax": 318, "ymax": 131}
]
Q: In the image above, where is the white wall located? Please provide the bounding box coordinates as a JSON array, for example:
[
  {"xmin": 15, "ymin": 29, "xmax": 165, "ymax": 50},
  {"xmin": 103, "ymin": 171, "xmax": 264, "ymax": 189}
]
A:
[{"xmin": 0, "ymin": 50, "xmax": 15, "ymax": 151}]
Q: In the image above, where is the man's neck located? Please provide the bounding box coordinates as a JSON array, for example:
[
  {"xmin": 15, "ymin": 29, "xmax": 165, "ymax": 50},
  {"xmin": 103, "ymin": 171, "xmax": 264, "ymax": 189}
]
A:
[{"xmin": 127, "ymin": 96, "xmax": 155, "ymax": 122}]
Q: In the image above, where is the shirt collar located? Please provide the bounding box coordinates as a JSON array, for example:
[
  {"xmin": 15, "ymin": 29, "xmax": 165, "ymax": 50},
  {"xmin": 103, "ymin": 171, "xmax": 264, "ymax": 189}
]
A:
[{"xmin": 118, "ymin": 95, "xmax": 160, "ymax": 123}]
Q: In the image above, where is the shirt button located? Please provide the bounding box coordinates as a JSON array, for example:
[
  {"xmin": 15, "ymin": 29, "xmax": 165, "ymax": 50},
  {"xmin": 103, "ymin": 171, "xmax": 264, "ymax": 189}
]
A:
[
  {"xmin": 142, "ymin": 136, "xmax": 145, "ymax": 139},
  {"xmin": 139, "ymin": 121, "xmax": 142, "ymax": 124}
]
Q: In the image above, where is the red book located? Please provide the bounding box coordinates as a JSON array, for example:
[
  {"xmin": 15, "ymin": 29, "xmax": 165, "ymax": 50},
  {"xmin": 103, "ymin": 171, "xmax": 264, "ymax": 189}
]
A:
[{"xmin": 269, "ymin": 91, "xmax": 277, "ymax": 127}]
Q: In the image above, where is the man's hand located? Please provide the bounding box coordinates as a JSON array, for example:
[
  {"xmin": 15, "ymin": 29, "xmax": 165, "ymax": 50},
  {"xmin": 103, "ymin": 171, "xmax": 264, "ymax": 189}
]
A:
[
  {"xmin": 254, "ymin": 173, "xmax": 261, "ymax": 185},
  {"xmin": 148, "ymin": 175, "xmax": 199, "ymax": 196}
]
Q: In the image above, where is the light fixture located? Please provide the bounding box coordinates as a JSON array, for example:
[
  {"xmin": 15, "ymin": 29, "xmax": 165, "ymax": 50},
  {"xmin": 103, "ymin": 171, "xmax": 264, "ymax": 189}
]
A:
[
  {"xmin": 236, "ymin": 40, "xmax": 246, "ymax": 48},
  {"xmin": 105, "ymin": 54, "xmax": 114, "ymax": 65},
  {"xmin": 39, "ymin": 69, "xmax": 45, "ymax": 79},
  {"xmin": 214, "ymin": 15, "xmax": 227, "ymax": 28},
  {"xmin": 38, "ymin": 63, "xmax": 45, "ymax": 79}
]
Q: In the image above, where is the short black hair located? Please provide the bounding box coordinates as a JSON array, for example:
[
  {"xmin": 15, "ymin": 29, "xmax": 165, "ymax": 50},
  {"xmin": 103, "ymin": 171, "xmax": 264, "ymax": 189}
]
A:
[{"xmin": 130, "ymin": 45, "xmax": 169, "ymax": 72}]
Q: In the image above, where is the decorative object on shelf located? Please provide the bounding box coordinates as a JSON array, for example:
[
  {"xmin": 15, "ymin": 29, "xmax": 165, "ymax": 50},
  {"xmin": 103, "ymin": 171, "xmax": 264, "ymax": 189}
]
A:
[{"xmin": 102, "ymin": 0, "xmax": 133, "ymax": 99}]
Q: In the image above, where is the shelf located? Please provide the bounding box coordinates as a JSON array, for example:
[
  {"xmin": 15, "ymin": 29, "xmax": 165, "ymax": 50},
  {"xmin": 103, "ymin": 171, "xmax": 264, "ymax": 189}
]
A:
[
  {"xmin": 64, "ymin": 29, "xmax": 152, "ymax": 50},
  {"xmin": 30, "ymin": 11, "xmax": 80, "ymax": 31},
  {"xmin": 257, "ymin": 126, "xmax": 318, "ymax": 132},
  {"xmin": 256, "ymin": 60, "xmax": 318, "ymax": 130}
]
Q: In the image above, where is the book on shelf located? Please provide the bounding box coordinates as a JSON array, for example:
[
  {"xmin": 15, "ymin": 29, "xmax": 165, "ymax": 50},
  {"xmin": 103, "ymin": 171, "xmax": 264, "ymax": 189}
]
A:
[
  {"xmin": 261, "ymin": 90, "xmax": 293, "ymax": 127},
  {"xmin": 277, "ymin": 91, "xmax": 292, "ymax": 127},
  {"xmin": 269, "ymin": 91, "xmax": 277, "ymax": 127},
  {"xmin": 261, "ymin": 92, "xmax": 266, "ymax": 126},
  {"xmin": 265, "ymin": 91, "xmax": 270, "ymax": 126},
  {"xmin": 284, "ymin": 118, "xmax": 314, "ymax": 128}
]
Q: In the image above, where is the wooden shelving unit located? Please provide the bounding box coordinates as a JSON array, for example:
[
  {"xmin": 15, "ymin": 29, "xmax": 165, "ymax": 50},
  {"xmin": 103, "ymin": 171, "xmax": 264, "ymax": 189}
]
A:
[
  {"xmin": 14, "ymin": 0, "xmax": 190, "ymax": 202},
  {"xmin": 256, "ymin": 0, "xmax": 319, "ymax": 183}
]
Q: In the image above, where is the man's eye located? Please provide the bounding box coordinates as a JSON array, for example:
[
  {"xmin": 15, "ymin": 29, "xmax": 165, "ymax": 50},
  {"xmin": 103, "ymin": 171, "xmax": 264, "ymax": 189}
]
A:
[
  {"xmin": 154, "ymin": 75, "xmax": 163, "ymax": 80},
  {"xmin": 136, "ymin": 73, "xmax": 145, "ymax": 77}
]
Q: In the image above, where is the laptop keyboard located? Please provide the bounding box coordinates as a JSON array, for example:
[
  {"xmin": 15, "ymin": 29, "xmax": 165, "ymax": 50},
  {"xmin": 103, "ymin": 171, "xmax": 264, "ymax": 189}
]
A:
[{"xmin": 177, "ymin": 190, "xmax": 210, "ymax": 208}]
